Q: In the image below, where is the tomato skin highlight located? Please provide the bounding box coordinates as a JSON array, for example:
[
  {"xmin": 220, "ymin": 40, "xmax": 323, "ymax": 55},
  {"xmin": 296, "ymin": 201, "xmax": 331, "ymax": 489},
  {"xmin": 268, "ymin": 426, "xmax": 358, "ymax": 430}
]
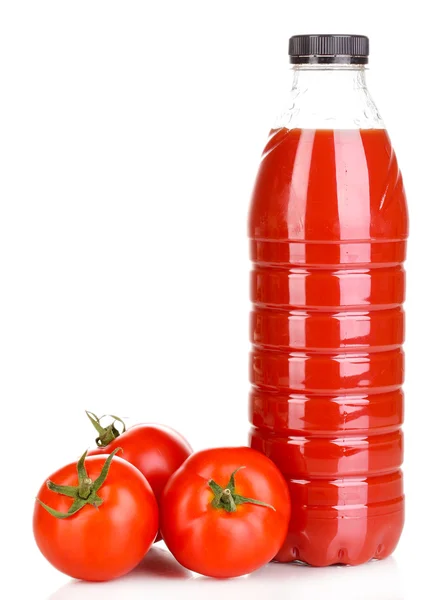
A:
[
  {"xmin": 160, "ymin": 447, "xmax": 291, "ymax": 578},
  {"xmin": 88, "ymin": 424, "xmax": 192, "ymax": 502},
  {"xmin": 33, "ymin": 455, "xmax": 159, "ymax": 582}
]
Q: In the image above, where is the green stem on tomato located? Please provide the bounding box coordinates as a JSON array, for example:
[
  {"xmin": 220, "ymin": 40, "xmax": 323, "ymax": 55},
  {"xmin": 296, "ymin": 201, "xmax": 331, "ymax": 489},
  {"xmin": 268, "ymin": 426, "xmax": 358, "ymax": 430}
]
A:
[
  {"xmin": 85, "ymin": 411, "xmax": 126, "ymax": 447},
  {"xmin": 36, "ymin": 448, "xmax": 122, "ymax": 519},
  {"xmin": 208, "ymin": 467, "xmax": 276, "ymax": 514}
]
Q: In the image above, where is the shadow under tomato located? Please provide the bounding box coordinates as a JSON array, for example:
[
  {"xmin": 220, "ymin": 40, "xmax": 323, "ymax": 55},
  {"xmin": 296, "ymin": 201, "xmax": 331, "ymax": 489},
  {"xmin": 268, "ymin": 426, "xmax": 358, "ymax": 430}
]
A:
[
  {"xmin": 47, "ymin": 547, "xmax": 192, "ymax": 600},
  {"xmin": 48, "ymin": 550, "xmax": 403, "ymax": 600},
  {"xmin": 131, "ymin": 546, "xmax": 193, "ymax": 579}
]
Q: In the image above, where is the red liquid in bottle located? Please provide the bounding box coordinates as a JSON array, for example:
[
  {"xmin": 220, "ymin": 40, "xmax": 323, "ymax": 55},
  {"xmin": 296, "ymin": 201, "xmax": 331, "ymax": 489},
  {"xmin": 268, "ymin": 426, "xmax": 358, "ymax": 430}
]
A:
[{"xmin": 249, "ymin": 127, "xmax": 408, "ymax": 566}]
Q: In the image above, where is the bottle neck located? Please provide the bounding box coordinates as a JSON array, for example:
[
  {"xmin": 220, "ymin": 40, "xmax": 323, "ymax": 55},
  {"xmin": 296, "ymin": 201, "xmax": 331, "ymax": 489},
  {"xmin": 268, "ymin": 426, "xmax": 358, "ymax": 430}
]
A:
[{"xmin": 274, "ymin": 64, "xmax": 384, "ymax": 131}]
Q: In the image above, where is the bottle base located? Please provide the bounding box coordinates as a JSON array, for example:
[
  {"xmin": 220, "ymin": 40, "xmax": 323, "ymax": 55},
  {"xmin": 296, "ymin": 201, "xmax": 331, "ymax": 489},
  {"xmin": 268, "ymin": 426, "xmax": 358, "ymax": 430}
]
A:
[{"xmin": 275, "ymin": 507, "xmax": 404, "ymax": 567}]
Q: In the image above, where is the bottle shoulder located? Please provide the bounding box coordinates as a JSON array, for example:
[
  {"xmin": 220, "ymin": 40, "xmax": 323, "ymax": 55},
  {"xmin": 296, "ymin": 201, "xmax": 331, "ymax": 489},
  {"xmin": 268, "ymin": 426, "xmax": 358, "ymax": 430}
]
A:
[{"xmin": 249, "ymin": 128, "xmax": 408, "ymax": 242}]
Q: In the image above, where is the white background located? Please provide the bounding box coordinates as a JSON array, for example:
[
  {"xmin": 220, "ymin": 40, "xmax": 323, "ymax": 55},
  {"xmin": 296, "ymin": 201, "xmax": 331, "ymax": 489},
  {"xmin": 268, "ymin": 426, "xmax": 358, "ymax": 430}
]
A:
[{"xmin": 0, "ymin": 1, "xmax": 443, "ymax": 598}]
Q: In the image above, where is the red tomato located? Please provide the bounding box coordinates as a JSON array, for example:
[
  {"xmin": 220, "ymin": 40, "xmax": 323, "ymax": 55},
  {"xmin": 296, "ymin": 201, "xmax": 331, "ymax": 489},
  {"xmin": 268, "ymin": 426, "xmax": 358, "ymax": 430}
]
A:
[
  {"xmin": 160, "ymin": 447, "xmax": 291, "ymax": 578},
  {"xmin": 33, "ymin": 450, "xmax": 158, "ymax": 581},
  {"xmin": 87, "ymin": 414, "xmax": 192, "ymax": 502}
]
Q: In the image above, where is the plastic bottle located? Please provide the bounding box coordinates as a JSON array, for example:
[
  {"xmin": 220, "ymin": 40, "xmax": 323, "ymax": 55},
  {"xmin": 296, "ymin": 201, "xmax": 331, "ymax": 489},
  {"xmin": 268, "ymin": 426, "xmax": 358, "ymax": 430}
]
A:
[{"xmin": 249, "ymin": 34, "xmax": 408, "ymax": 566}]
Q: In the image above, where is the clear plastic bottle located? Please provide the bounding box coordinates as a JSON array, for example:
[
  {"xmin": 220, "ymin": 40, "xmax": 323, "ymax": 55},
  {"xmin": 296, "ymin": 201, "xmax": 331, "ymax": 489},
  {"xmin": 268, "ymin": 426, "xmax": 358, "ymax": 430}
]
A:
[{"xmin": 249, "ymin": 35, "xmax": 408, "ymax": 566}]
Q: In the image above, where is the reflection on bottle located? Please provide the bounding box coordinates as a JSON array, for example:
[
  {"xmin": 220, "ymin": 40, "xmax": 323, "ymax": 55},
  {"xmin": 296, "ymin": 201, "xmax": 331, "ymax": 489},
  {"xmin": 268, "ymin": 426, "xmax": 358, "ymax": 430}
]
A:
[{"xmin": 250, "ymin": 556, "xmax": 403, "ymax": 600}]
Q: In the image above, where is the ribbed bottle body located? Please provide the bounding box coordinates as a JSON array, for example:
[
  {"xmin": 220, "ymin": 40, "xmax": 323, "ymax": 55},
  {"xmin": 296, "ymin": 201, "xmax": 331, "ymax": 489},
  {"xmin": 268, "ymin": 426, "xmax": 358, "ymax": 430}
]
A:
[{"xmin": 249, "ymin": 127, "xmax": 408, "ymax": 566}]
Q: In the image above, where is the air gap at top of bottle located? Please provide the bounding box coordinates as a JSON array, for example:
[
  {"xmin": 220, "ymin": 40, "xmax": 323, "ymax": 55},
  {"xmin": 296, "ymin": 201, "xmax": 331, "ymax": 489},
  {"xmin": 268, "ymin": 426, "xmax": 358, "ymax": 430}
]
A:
[{"xmin": 248, "ymin": 34, "xmax": 408, "ymax": 567}]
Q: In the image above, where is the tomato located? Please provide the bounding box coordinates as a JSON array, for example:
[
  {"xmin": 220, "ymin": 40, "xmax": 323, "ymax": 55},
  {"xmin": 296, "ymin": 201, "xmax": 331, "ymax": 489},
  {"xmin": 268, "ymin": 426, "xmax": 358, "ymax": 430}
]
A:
[
  {"xmin": 160, "ymin": 446, "xmax": 291, "ymax": 578},
  {"xmin": 86, "ymin": 413, "xmax": 192, "ymax": 502},
  {"xmin": 33, "ymin": 449, "xmax": 158, "ymax": 582}
]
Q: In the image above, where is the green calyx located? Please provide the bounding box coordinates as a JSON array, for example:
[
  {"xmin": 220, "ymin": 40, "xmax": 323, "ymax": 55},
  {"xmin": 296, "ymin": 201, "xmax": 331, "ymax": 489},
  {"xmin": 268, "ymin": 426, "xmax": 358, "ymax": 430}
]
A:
[
  {"xmin": 85, "ymin": 410, "xmax": 126, "ymax": 447},
  {"xmin": 36, "ymin": 448, "xmax": 122, "ymax": 519},
  {"xmin": 208, "ymin": 466, "xmax": 276, "ymax": 514}
]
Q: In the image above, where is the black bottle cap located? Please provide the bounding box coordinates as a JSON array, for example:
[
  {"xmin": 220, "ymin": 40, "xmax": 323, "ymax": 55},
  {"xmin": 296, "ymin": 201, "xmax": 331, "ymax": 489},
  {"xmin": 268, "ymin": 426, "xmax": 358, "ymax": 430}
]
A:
[{"xmin": 289, "ymin": 34, "xmax": 369, "ymax": 65}]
